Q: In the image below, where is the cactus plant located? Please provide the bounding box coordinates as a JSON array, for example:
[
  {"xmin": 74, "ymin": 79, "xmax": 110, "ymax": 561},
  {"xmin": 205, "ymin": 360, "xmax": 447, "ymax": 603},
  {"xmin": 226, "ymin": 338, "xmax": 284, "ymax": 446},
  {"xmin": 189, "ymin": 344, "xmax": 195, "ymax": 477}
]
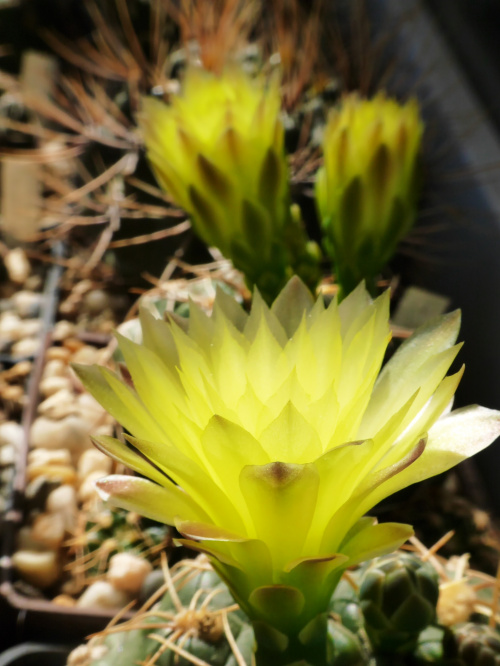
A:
[
  {"xmin": 67, "ymin": 556, "xmax": 254, "ymax": 666},
  {"xmin": 67, "ymin": 555, "xmax": 366, "ymax": 666},
  {"xmin": 73, "ymin": 277, "xmax": 500, "ymax": 665},
  {"xmin": 68, "ymin": 548, "xmax": 500, "ymax": 666}
]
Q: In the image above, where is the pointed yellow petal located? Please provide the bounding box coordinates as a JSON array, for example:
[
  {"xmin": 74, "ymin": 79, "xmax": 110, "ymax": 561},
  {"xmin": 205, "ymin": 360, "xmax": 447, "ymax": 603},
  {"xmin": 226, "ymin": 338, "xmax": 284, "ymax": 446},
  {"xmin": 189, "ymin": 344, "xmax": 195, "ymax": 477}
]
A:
[
  {"xmin": 340, "ymin": 521, "xmax": 414, "ymax": 566},
  {"xmin": 72, "ymin": 364, "xmax": 166, "ymax": 442},
  {"xmin": 96, "ymin": 475, "xmax": 210, "ymax": 525},
  {"xmin": 258, "ymin": 402, "xmax": 322, "ymax": 463},
  {"xmin": 240, "ymin": 462, "xmax": 319, "ymax": 570}
]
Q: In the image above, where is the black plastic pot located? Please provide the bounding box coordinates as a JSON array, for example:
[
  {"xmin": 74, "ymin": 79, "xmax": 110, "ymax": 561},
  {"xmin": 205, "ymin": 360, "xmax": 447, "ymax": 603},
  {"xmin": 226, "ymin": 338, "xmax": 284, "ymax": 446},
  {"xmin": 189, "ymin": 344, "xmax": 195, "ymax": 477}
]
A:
[
  {"xmin": 363, "ymin": 0, "xmax": 500, "ymax": 513},
  {"xmin": 0, "ymin": 643, "xmax": 70, "ymax": 666}
]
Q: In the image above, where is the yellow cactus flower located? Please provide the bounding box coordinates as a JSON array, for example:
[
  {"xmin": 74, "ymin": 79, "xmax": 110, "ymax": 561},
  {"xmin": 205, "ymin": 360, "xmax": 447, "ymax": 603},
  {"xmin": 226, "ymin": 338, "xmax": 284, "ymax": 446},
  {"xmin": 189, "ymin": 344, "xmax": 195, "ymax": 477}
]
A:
[
  {"xmin": 316, "ymin": 93, "xmax": 423, "ymax": 299},
  {"xmin": 74, "ymin": 279, "xmax": 500, "ymax": 665},
  {"xmin": 140, "ymin": 67, "xmax": 320, "ymax": 303}
]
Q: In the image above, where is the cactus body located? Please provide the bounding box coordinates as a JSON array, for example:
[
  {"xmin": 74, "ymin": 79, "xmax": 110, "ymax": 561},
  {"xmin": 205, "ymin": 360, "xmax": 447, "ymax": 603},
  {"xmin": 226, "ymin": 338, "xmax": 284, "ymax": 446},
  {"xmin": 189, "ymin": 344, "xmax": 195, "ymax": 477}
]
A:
[
  {"xmin": 71, "ymin": 559, "xmax": 252, "ymax": 666},
  {"xmin": 453, "ymin": 623, "xmax": 500, "ymax": 666},
  {"xmin": 359, "ymin": 552, "xmax": 439, "ymax": 655},
  {"xmin": 68, "ymin": 557, "xmax": 375, "ymax": 666}
]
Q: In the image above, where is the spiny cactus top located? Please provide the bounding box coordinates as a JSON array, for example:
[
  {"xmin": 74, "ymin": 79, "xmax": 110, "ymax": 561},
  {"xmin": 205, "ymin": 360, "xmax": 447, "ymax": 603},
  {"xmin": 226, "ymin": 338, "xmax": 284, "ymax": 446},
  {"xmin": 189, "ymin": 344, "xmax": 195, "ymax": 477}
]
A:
[
  {"xmin": 140, "ymin": 67, "xmax": 318, "ymax": 302},
  {"xmin": 74, "ymin": 279, "xmax": 500, "ymax": 665},
  {"xmin": 316, "ymin": 93, "xmax": 423, "ymax": 298}
]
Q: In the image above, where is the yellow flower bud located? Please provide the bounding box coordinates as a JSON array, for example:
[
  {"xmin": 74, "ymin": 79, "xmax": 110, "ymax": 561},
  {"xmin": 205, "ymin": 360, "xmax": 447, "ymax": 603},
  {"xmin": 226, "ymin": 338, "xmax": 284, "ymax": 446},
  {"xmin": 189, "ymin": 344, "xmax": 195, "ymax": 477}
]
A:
[
  {"xmin": 316, "ymin": 93, "xmax": 423, "ymax": 298},
  {"xmin": 141, "ymin": 67, "xmax": 319, "ymax": 302}
]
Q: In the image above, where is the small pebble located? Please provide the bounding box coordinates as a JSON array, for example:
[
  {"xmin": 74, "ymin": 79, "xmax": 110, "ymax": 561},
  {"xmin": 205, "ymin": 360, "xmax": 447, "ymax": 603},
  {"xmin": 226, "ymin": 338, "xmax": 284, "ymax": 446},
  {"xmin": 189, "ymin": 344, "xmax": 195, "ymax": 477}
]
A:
[
  {"xmin": 4, "ymin": 248, "xmax": 30, "ymax": 284},
  {"xmin": 77, "ymin": 449, "xmax": 112, "ymax": 479},
  {"xmin": 0, "ymin": 465, "xmax": 14, "ymax": 485},
  {"xmin": 107, "ymin": 552, "xmax": 153, "ymax": 595},
  {"xmin": 26, "ymin": 464, "xmax": 76, "ymax": 485},
  {"xmin": 52, "ymin": 594, "xmax": 77, "ymax": 607},
  {"xmin": 77, "ymin": 392, "xmax": 107, "ymax": 417},
  {"xmin": 11, "ymin": 338, "xmax": 40, "ymax": 358},
  {"xmin": 52, "ymin": 320, "xmax": 77, "ymax": 341},
  {"xmin": 24, "ymin": 275, "xmax": 42, "ymax": 292},
  {"xmin": 1, "ymin": 384, "xmax": 24, "ymax": 404},
  {"xmin": 46, "ymin": 484, "xmax": 77, "ymax": 530},
  {"xmin": 12, "ymin": 549, "xmax": 60, "ymax": 589},
  {"xmin": 30, "ymin": 415, "xmax": 92, "ymax": 453},
  {"xmin": 76, "ymin": 580, "xmax": 129, "ymax": 610},
  {"xmin": 39, "ymin": 375, "xmax": 72, "ymax": 397},
  {"xmin": 0, "ymin": 444, "xmax": 15, "ymax": 466},
  {"xmin": 11, "ymin": 291, "xmax": 43, "ymax": 318},
  {"xmin": 71, "ymin": 345, "xmax": 102, "ymax": 365},
  {"xmin": 28, "ymin": 448, "xmax": 72, "ymax": 467},
  {"xmin": 31, "ymin": 512, "xmax": 66, "ymax": 550},
  {"xmin": 46, "ymin": 484, "xmax": 77, "ymax": 514},
  {"xmin": 78, "ymin": 470, "xmax": 111, "ymax": 503},
  {"xmin": 42, "ymin": 359, "xmax": 68, "ymax": 380},
  {"xmin": 45, "ymin": 346, "xmax": 72, "ymax": 363},
  {"xmin": 16, "ymin": 526, "xmax": 41, "ymax": 551},
  {"xmin": 0, "ymin": 421, "xmax": 24, "ymax": 450},
  {"xmin": 24, "ymin": 476, "xmax": 61, "ymax": 509},
  {"xmin": 83, "ymin": 289, "xmax": 110, "ymax": 315},
  {"xmin": 20, "ymin": 319, "xmax": 43, "ymax": 337},
  {"xmin": 0, "ymin": 312, "xmax": 23, "ymax": 341},
  {"xmin": 0, "ymin": 299, "xmax": 13, "ymax": 314},
  {"xmin": 37, "ymin": 389, "xmax": 77, "ymax": 420},
  {"xmin": 0, "ymin": 360, "xmax": 32, "ymax": 382}
]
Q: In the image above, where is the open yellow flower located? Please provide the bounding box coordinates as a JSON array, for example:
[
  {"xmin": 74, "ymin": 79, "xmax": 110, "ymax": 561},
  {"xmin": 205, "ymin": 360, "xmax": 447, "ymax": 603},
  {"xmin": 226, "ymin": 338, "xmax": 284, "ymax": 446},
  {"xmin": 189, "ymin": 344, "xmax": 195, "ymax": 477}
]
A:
[
  {"xmin": 75, "ymin": 279, "xmax": 500, "ymax": 664},
  {"xmin": 140, "ymin": 67, "xmax": 320, "ymax": 303},
  {"xmin": 316, "ymin": 93, "xmax": 423, "ymax": 298}
]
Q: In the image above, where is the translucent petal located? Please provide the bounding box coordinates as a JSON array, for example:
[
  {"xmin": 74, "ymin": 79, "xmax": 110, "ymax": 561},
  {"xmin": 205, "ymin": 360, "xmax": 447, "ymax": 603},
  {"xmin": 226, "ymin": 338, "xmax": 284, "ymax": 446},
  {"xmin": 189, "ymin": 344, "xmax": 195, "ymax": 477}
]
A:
[
  {"xmin": 91, "ymin": 435, "xmax": 174, "ymax": 489},
  {"xmin": 201, "ymin": 416, "xmax": 270, "ymax": 531},
  {"xmin": 376, "ymin": 367, "xmax": 464, "ymax": 470},
  {"xmin": 362, "ymin": 311, "xmax": 460, "ymax": 433},
  {"xmin": 247, "ymin": 321, "xmax": 291, "ymax": 402},
  {"xmin": 308, "ymin": 440, "xmax": 375, "ymax": 551},
  {"xmin": 366, "ymin": 406, "xmax": 500, "ymax": 504},
  {"xmin": 320, "ymin": 437, "xmax": 426, "ymax": 552},
  {"xmin": 213, "ymin": 285, "xmax": 248, "ymax": 332},
  {"xmin": 96, "ymin": 475, "xmax": 210, "ymax": 525},
  {"xmin": 240, "ymin": 462, "xmax": 319, "ymax": 570},
  {"xmin": 72, "ymin": 364, "xmax": 167, "ymax": 442},
  {"xmin": 244, "ymin": 288, "xmax": 288, "ymax": 346},
  {"xmin": 258, "ymin": 402, "xmax": 323, "ymax": 463},
  {"xmin": 187, "ymin": 299, "xmax": 214, "ymax": 351},
  {"xmin": 339, "ymin": 520, "xmax": 414, "ymax": 566},
  {"xmin": 270, "ymin": 277, "xmax": 315, "ymax": 338},
  {"xmin": 115, "ymin": 332, "xmax": 186, "ymax": 426},
  {"xmin": 337, "ymin": 282, "xmax": 373, "ymax": 338},
  {"xmin": 139, "ymin": 307, "xmax": 180, "ymax": 370},
  {"xmin": 125, "ymin": 434, "xmax": 245, "ymax": 533},
  {"xmin": 210, "ymin": 320, "xmax": 248, "ymax": 407},
  {"xmin": 175, "ymin": 530, "xmax": 273, "ymax": 597}
]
